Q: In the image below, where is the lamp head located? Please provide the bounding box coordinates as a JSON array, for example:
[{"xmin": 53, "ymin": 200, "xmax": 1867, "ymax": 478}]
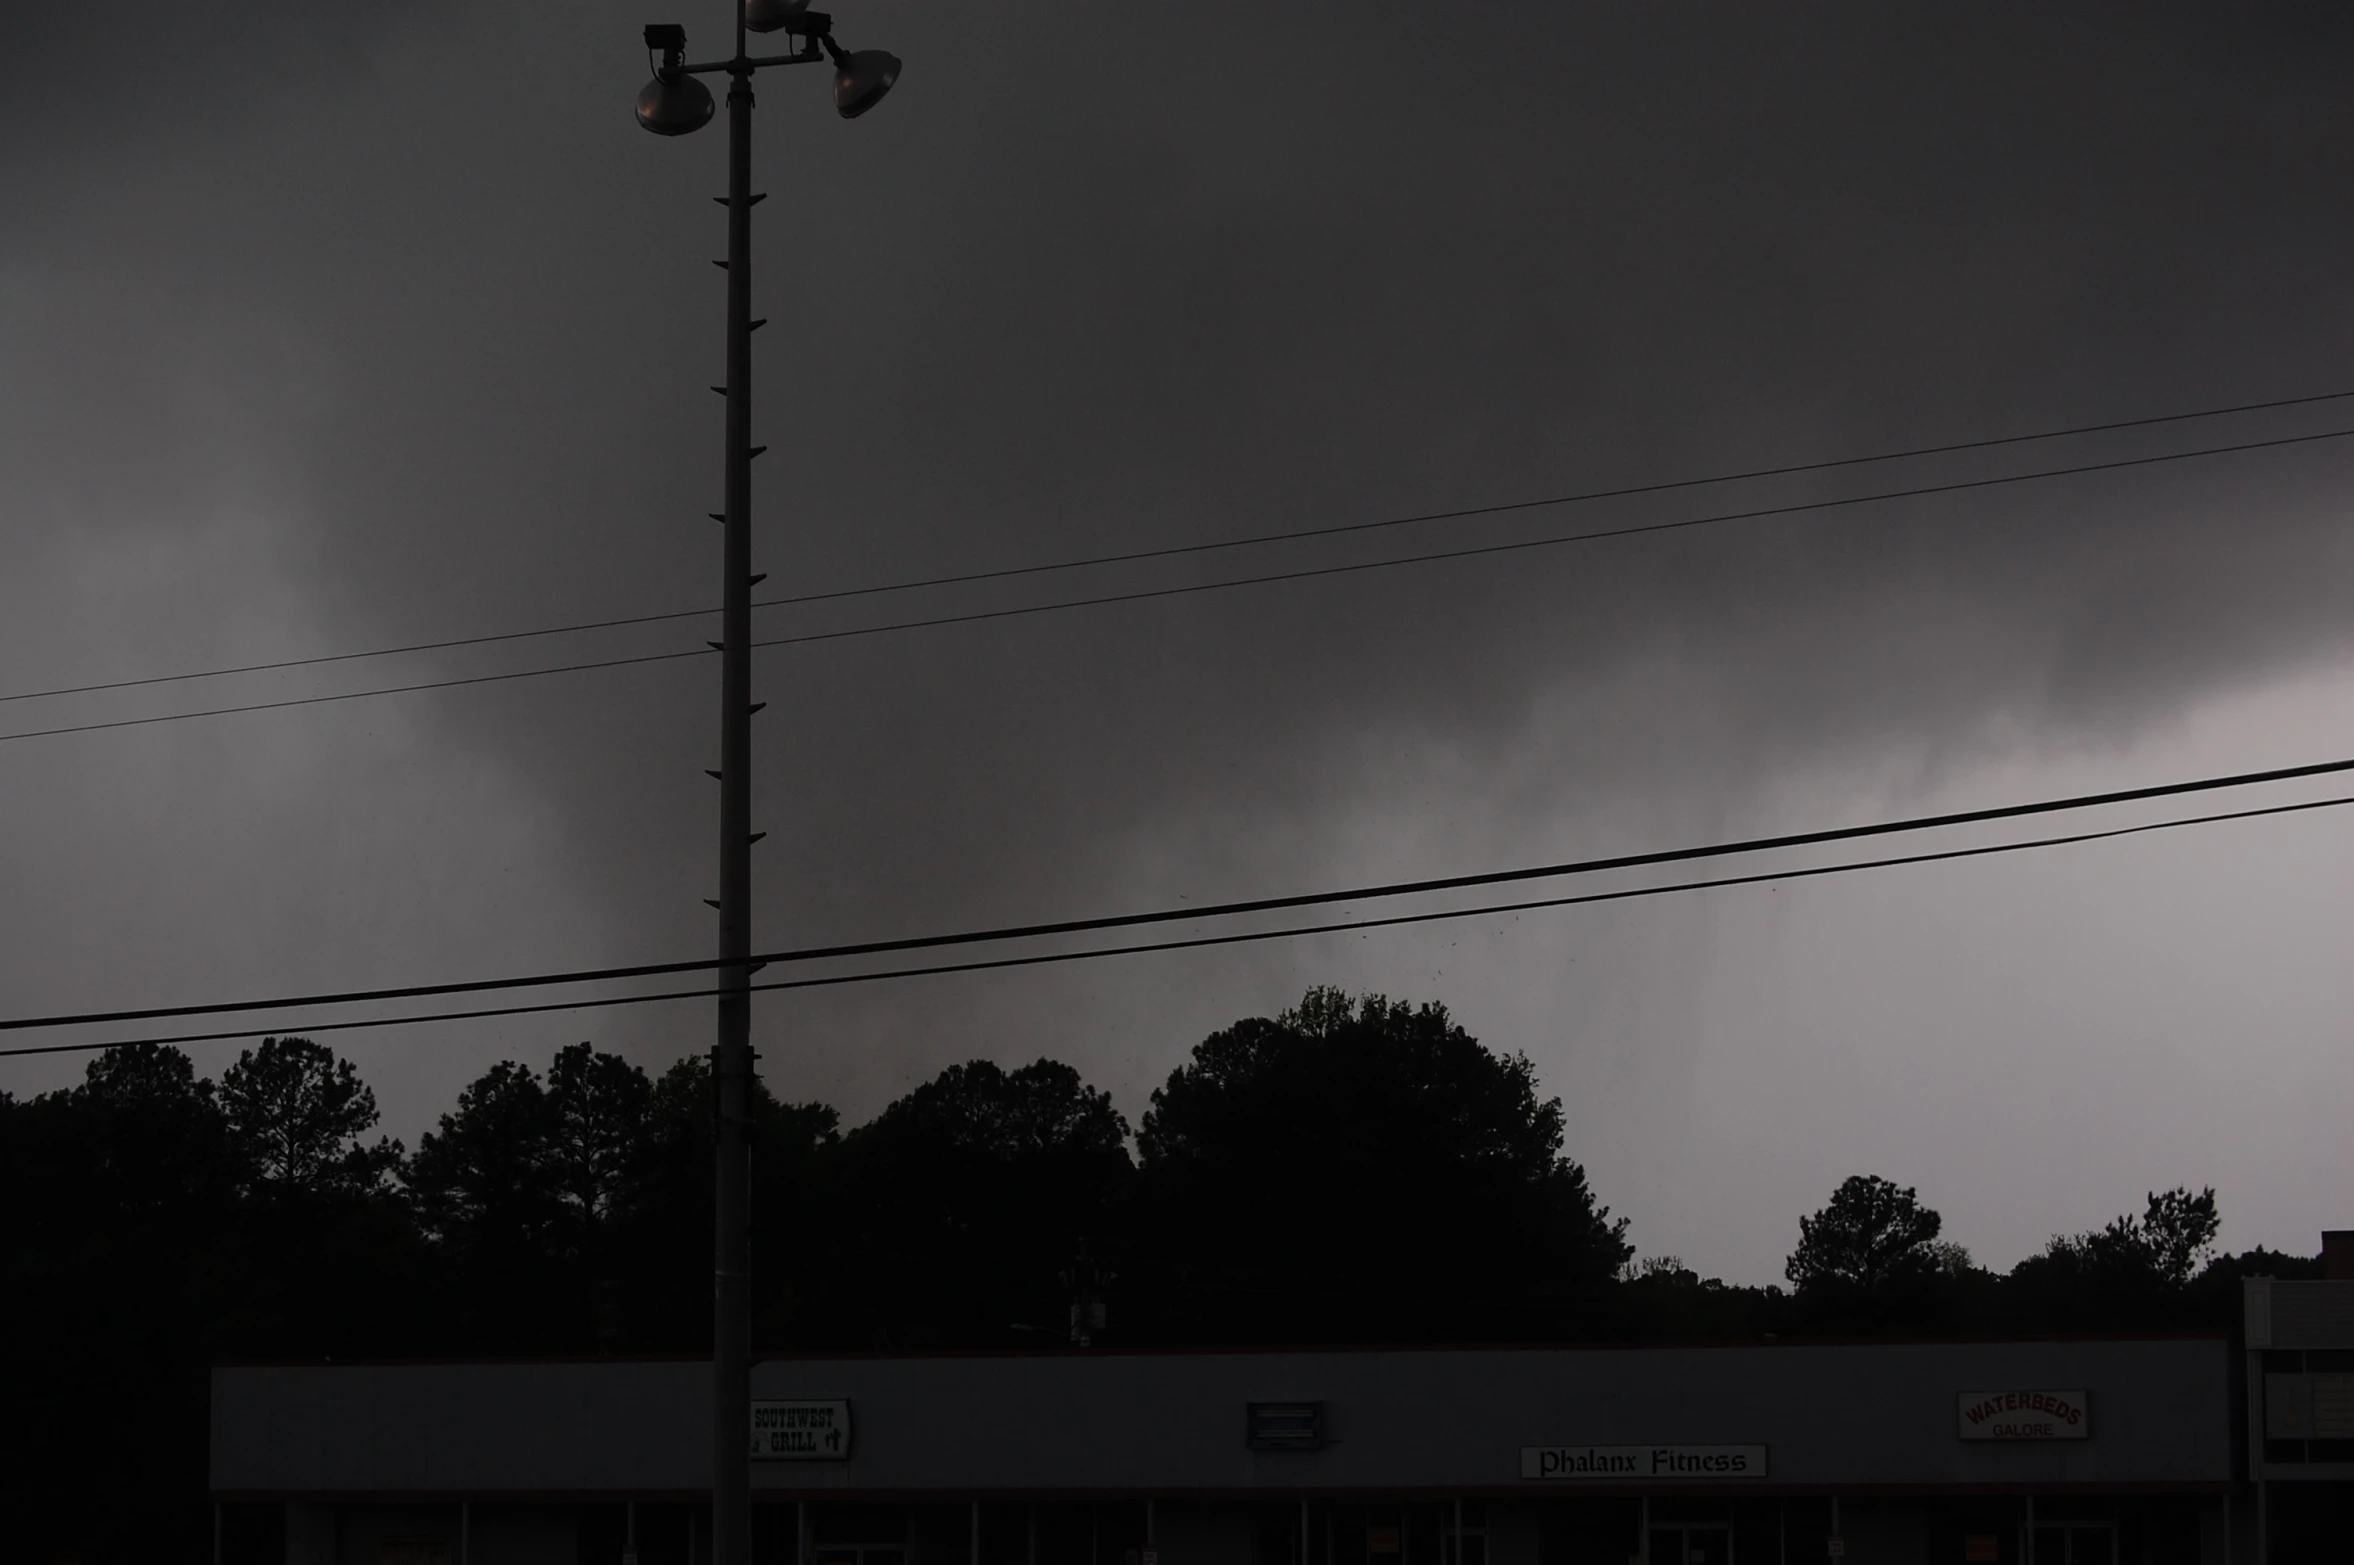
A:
[
  {"xmin": 637, "ymin": 72, "xmax": 715, "ymax": 134},
  {"xmin": 636, "ymin": 23, "xmax": 714, "ymax": 135},
  {"xmin": 832, "ymin": 48, "xmax": 901, "ymax": 119}
]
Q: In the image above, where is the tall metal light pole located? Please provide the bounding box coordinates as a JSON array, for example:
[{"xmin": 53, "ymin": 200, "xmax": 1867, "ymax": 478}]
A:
[{"xmin": 634, "ymin": 12, "xmax": 901, "ymax": 1565}]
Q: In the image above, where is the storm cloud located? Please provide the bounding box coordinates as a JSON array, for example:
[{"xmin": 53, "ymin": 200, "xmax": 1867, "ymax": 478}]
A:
[{"xmin": 3, "ymin": 2, "xmax": 2349, "ymax": 1282}]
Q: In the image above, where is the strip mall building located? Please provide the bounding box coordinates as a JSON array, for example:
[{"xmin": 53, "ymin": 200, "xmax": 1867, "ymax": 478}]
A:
[{"xmin": 215, "ymin": 1327, "xmax": 2312, "ymax": 1565}]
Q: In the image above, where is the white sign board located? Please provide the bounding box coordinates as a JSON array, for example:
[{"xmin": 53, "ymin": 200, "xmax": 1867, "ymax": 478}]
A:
[
  {"xmin": 752, "ymin": 1399, "xmax": 852, "ymax": 1460},
  {"xmin": 1521, "ymin": 1445, "xmax": 1767, "ymax": 1480},
  {"xmin": 1956, "ymin": 1389, "xmax": 2089, "ymax": 1441}
]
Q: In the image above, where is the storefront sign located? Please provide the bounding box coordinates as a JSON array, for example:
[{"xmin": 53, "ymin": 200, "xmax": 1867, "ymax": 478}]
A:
[
  {"xmin": 1247, "ymin": 1402, "xmax": 1325, "ymax": 1451},
  {"xmin": 1520, "ymin": 1445, "xmax": 1768, "ymax": 1479},
  {"xmin": 751, "ymin": 1399, "xmax": 852, "ymax": 1460},
  {"xmin": 1956, "ymin": 1389, "xmax": 2089, "ymax": 1441}
]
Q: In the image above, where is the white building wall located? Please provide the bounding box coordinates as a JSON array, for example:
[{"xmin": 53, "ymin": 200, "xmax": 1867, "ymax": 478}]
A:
[{"xmin": 214, "ymin": 1340, "xmax": 2233, "ymax": 1500}]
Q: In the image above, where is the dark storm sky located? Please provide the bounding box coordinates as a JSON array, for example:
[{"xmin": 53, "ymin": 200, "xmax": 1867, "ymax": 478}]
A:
[{"xmin": 3, "ymin": 3, "xmax": 2349, "ymax": 1282}]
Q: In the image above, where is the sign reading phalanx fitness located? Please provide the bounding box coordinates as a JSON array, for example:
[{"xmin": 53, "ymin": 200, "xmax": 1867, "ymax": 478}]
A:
[
  {"xmin": 1522, "ymin": 1445, "xmax": 1768, "ymax": 1480},
  {"xmin": 751, "ymin": 1400, "xmax": 851, "ymax": 1461},
  {"xmin": 1956, "ymin": 1389, "xmax": 2089, "ymax": 1441}
]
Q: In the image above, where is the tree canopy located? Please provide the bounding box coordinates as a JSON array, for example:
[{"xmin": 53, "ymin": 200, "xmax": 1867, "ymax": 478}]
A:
[
  {"xmin": 2006, "ymin": 1186, "xmax": 2228, "ymax": 1330},
  {"xmin": 1138, "ymin": 987, "xmax": 1631, "ymax": 1341},
  {"xmin": 1785, "ymin": 1174, "xmax": 1947, "ymax": 1296},
  {"xmin": 218, "ymin": 1036, "xmax": 401, "ymax": 1202},
  {"xmin": 826, "ymin": 1058, "xmax": 1133, "ymax": 1346}
]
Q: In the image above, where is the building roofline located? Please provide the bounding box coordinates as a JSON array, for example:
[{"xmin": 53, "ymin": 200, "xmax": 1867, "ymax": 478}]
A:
[
  {"xmin": 211, "ymin": 1330, "xmax": 2229, "ymax": 1371},
  {"xmin": 207, "ymin": 1481, "xmax": 2234, "ymax": 1503}
]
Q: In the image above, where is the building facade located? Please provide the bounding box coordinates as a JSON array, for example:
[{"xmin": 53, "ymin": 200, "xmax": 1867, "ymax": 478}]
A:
[
  {"xmin": 2243, "ymin": 1269, "xmax": 2354, "ymax": 1560},
  {"xmin": 213, "ymin": 1337, "xmax": 2239, "ymax": 1565}
]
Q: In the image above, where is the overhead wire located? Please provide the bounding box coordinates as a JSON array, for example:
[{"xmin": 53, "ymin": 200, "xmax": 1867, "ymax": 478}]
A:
[
  {"xmin": 5, "ymin": 751, "xmax": 2351, "ymax": 1038},
  {"xmin": 7, "ymin": 422, "xmax": 2354, "ymax": 747},
  {"xmin": 8, "ymin": 787, "xmax": 2349, "ymax": 1062},
  {"xmin": 3, "ymin": 387, "xmax": 2350, "ymax": 710},
  {"xmin": 0, "ymin": 386, "xmax": 2309, "ymax": 710},
  {"xmin": 0, "ymin": 646, "xmax": 714, "ymax": 746}
]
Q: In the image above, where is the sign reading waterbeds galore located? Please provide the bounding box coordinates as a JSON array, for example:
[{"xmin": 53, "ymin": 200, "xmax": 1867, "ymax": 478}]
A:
[
  {"xmin": 1956, "ymin": 1389, "xmax": 2089, "ymax": 1441},
  {"xmin": 1521, "ymin": 1445, "xmax": 1768, "ymax": 1480},
  {"xmin": 751, "ymin": 1399, "xmax": 851, "ymax": 1460}
]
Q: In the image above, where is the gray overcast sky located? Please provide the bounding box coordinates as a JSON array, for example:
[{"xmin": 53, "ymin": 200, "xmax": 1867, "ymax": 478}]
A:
[{"xmin": 2, "ymin": 3, "xmax": 2349, "ymax": 1284}]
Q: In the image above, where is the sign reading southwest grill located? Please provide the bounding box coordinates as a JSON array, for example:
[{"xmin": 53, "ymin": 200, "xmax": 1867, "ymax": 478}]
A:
[
  {"xmin": 751, "ymin": 1399, "xmax": 852, "ymax": 1460},
  {"xmin": 1956, "ymin": 1389, "xmax": 2090, "ymax": 1441},
  {"xmin": 1521, "ymin": 1445, "xmax": 1768, "ymax": 1480}
]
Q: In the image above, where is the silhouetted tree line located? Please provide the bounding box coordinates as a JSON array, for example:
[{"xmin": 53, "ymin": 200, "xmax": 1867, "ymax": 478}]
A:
[
  {"xmin": 0, "ymin": 987, "xmax": 2321, "ymax": 1561},
  {"xmin": 1620, "ymin": 1173, "xmax": 2315, "ymax": 1343}
]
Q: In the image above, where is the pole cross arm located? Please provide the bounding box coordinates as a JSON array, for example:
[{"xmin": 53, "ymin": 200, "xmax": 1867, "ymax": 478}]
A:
[{"xmin": 679, "ymin": 48, "xmax": 828, "ymax": 74}]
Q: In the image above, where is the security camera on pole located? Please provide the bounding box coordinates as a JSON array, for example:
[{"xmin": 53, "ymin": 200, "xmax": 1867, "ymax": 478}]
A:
[{"xmin": 633, "ymin": 9, "xmax": 902, "ymax": 1565}]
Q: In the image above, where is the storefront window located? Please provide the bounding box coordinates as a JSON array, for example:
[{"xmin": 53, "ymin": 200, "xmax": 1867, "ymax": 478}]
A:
[{"xmin": 2031, "ymin": 1523, "xmax": 2115, "ymax": 1565}]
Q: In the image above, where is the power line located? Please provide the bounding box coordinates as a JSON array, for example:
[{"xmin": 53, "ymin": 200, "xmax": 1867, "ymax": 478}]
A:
[
  {"xmin": 8, "ymin": 423, "xmax": 2353, "ymax": 749},
  {"xmin": 743, "ymin": 421, "xmax": 2354, "ymax": 648},
  {"xmin": 6, "ymin": 752, "xmax": 2351, "ymax": 1038},
  {"xmin": 5, "ymin": 386, "xmax": 2349, "ymax": 711},
  {"xmin": 12, "ymin": 788, "xmax": 2348, "ymax": 1062},
  {"xmin": 0, "ymin": 647, "xmax": 713, "ymax": 746},
  {"xmin": 748, "ymin": 386, "xmax": 2354, "ymax": 601},
  {"xmin": 0, "ymin": 609, "xmax": 730, "ymax": 709}
]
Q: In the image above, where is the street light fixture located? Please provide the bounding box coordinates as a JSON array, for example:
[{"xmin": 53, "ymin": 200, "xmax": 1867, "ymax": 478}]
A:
[
  {"xmin": 632, "ymin": 9, "xmax": 901, "ymax": 1565},
  {"xmin": 822, "ymin": 38, "xmax": 901, "ymax": 120},
  {"xmin": 635, "ymin": 26, "xmax": 715, "ymax": 135}
]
